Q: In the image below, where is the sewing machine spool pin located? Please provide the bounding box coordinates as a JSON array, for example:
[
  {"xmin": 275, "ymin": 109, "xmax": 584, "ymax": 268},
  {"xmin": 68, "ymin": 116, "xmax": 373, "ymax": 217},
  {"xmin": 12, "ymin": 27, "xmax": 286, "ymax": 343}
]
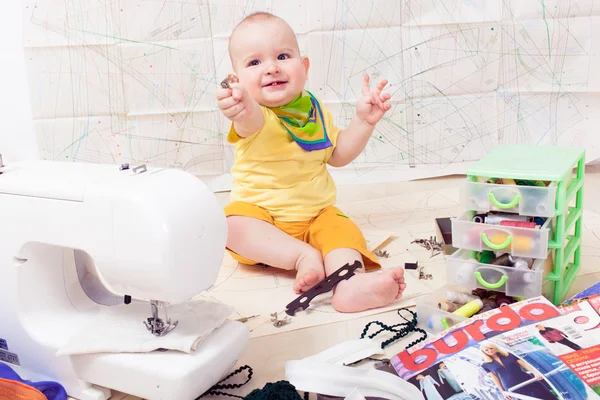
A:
[{"xmin": 144, "ymin": 300, "xmax": 178, "ymax": 336}]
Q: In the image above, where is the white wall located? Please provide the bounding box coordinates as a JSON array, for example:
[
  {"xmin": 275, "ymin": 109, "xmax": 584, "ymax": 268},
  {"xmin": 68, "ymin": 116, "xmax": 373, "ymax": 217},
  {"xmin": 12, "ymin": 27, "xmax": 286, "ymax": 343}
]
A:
[
  {"xmin": 0, "ymin": 2, "xmax": 38, "ymax": 165},
  {"xmin": 15, "ymin": 1, "xmax": 600, "ymax": 184}
]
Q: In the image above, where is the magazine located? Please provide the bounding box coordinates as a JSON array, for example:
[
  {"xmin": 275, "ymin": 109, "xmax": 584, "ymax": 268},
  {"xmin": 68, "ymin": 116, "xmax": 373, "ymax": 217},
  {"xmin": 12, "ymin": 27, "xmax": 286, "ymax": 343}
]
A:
[
  {"xmin": 390, "ymin": 295, "xmax": 600, "ymax": 400},
  {"xmin": 553, "ymin": 294, "xmax": 600, "ymax": 395},
  {"xmin": 394, "ymin": 295, "xmax": 561, "ymax": 369}
]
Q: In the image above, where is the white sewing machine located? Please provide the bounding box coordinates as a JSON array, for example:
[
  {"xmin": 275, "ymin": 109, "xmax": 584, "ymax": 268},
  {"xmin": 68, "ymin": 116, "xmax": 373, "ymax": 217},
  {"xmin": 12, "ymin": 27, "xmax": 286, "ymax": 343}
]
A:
[{"xmin": 0, "ymin": 157, "xmax": 249, "ymax": 400}]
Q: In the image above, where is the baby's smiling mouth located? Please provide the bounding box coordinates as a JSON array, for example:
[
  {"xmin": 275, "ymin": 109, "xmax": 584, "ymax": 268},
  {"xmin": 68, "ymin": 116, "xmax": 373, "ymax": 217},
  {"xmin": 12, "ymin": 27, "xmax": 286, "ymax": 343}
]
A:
[{"xmin": 263, "ymin": 80, "xmax": 288, "ymax": 87}]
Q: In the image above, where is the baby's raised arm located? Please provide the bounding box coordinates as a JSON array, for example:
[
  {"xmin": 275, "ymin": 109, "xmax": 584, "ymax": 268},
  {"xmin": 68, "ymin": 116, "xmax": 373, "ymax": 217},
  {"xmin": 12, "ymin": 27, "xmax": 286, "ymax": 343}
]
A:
[{"xmin": 216, "ymin": 77, "xmax": 264, "ymax": 137}]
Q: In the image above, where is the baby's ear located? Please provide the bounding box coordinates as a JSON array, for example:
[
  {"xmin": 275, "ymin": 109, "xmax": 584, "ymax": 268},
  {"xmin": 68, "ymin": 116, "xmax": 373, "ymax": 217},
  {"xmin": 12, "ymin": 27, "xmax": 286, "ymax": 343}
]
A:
[{"xmin": 301, "ymin": 56, "xmax": 310, "ymax": 77}]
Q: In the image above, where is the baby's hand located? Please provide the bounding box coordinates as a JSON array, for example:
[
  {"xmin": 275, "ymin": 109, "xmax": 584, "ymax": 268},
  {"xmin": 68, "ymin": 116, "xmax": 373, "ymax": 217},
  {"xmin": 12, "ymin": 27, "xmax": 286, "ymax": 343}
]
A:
[
  {"xmin": 216, "ymin": 75, "xmax": 254, "ymax": 122},
  {"xmin": 355, "ymin": 74, "xmax": 392, "ymax": 126}
]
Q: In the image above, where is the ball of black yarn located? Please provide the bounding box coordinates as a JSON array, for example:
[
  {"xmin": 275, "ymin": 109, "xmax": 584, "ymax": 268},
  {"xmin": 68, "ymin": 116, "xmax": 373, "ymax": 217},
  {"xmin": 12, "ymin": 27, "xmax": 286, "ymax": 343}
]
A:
[{"xmin": 244, "ymin": 381, "xmax": 302, "ymax": 400}]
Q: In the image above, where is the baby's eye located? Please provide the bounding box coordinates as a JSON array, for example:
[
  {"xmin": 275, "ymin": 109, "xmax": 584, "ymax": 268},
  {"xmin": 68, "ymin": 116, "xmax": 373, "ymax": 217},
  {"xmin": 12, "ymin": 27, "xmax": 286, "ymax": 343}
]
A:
[
  {"xmin": 277, "ymin": 54, "xmax": 290, "ymax": 60},
  {"xmin": 247, "ymin": 60, "xmax": 260, "ymax": 67}
]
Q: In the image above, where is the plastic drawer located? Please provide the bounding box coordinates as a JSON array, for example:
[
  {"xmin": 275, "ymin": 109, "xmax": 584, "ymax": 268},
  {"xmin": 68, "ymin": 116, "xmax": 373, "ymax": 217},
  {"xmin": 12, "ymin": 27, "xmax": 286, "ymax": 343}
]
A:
[
  {"xmin": 451, "ymin": 211, "xmax": 551, "ymax": 259},
  {"xmin": 446, "ymin": 249, "xmax": 553, "ymax": 298},
  {"xmin": 460, "ymin": 180, "xmax": 557, "ymax": 217},
  {"xmin": 415, "ymin": 285, "xmax": 469, "ymax": 334}
]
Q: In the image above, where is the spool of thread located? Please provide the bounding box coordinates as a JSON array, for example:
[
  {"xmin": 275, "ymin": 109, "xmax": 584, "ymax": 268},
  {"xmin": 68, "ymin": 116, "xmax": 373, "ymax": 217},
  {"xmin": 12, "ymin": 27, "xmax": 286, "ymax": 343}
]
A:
[
  {"xmin": 536, "ymin": 204, "xmax": 548, "ymax": 215},
  {"xmin": 455, "ymin": 264, "xmax": 473, "ymax": 283},
  {"xmin": 473, "ymin": 214, "xmax": 487, "ymax": 223},
  {"xmin": 520, "ymin": 257, "xmax": 534, "ymax": 268},
  {"xmin": 522, "ymin": 271, "xmax": 534, "ymax": 283},
  {"xmin": 485, "ymin": 214, "xmax": 531, "ymax": 225},
  {"xmin": 428, "ymin": 317, "xmax": 454, "ymax": 331},
  {"xmin": 487, "ymin": 233, "xmax": 533, "ymax": 252},
  {"xmin": 428, "ymin": 317, "xmax": 443, "ymax": 331},
  {"xmin": 445, "ymin": 291, "xmax": 478, "ymax": 304},
  {"xmin": 472, "ymin": 288, "xmax": 491, "ymax": 299},
  {"xmin": 452, "ymin": 299, "xmax": 483, "ymax": 317},
  {"xmin": 478, "ymin": 251, "xmax": 496, "ymax": 264},
  {"xmin": 489, "ymin": 253, "xmax": 515, "ymax": 266},
  {"xmin": 513, "ymin": 258, "xmax": 529, "ymax": 270},
  {"xmin": 513, "ymin": 259, "xmax": 535, "ymax": 283},
  {"xmin": 533, "ymin": 217, "xmax": 545, "ymax": 226},
  {"xmin": 515, "ymin": 179, "xmax": 546, "ymax": 187},
  {"xmin": 495, "ymin": 295, "xmax": 513, "ymax": 308},
  {"xmin": 502, "ymin": 178, "xmax": 516, "ymax": 185},
  {"xmin": 499, "ymin": 220, "xmax": 537, "ymax": 229},
  {"xmin": 439, "ymin": 300, "xmax": 461, "ymax": 312},
  {"xmin": 476, "ymin": 299, "xmax": 497, "ymax": 315}
]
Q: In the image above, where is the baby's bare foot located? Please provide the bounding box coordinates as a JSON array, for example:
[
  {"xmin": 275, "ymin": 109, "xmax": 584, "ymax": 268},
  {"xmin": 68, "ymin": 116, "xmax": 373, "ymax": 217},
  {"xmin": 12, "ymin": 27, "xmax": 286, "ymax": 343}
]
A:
[
  {"xmin": 293, "ymin": 267, "xmax": 324, "ymax": 294},
  {"xmin": 293, "ymin": 250, "xmax": 325, "ymax": 294},
  {"xmin": 294, "ymin": 269, "xmax": 325, "ymax": 294},
  {"xmin": 330, "ymin": 268, "xmax": 406, "ymax": 313}
]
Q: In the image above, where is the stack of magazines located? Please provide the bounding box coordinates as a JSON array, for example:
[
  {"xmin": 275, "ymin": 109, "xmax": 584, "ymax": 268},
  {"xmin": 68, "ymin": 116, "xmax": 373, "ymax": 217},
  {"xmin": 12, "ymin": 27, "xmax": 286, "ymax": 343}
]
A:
[{"xmin": 390, "ymin": 293, "xmax": 600, "ymax": 400}]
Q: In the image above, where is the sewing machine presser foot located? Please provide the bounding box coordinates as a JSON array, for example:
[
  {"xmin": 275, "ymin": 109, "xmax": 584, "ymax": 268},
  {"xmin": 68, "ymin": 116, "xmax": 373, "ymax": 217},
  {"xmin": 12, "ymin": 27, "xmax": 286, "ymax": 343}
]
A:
[{"xmin": 144, "ymin": 300, "xmax": 178, "ymax": 336}]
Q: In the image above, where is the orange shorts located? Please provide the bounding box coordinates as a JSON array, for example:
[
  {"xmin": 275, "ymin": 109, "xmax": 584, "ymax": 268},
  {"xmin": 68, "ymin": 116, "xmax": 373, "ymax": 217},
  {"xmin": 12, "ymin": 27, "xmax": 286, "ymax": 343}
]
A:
[{"xmin": 224, "ymin": 201, "xmax": 381, "ymax": 271}]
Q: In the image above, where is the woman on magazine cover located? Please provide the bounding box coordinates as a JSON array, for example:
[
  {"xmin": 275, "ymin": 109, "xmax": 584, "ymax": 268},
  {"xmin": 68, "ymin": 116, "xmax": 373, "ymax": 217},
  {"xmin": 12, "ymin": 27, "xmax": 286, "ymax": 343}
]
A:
[
  {"xmin": 437, "ymin": 363, "xmax": 463, "ymax": 395},
  {"xmin": 480, "ymin": 343, "xmax": 556, "ymax": 400},
  {"xmin": 416, "ymin": 374, "xmax": 444, "ymax": 400},
  {"xmin": 536, "ymin": 324, "xmax": 583, "ymax": 352}
]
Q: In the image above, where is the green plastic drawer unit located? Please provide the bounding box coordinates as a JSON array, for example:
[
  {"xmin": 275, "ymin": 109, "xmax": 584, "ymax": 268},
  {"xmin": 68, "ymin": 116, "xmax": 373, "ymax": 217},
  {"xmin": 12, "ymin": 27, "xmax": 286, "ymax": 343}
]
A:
[
  {"xmin": 451, "ymin": 211, "xmax": 551, "ymax": 259},
  {"xmin": 462, "ymin": 144, "xmax": 585, "ymax": 305},
  {"xmin": 447, "ymin": 249, "xmax": 553, "ymax": 299},
  {"xmin": 460, "ymin": 180, "xmax": 557, "ymax": 217}
]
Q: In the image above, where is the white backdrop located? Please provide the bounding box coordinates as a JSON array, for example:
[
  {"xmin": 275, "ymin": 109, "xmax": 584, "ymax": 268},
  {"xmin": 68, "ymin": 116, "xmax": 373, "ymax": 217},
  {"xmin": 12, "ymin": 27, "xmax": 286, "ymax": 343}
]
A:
[
  {"xmin": 18, "ymin": 0, "xmax": 600, "ymax": 188},
  {"xmin": 0, "ymin": 3, "xmax": 37, "ymax": 165}
]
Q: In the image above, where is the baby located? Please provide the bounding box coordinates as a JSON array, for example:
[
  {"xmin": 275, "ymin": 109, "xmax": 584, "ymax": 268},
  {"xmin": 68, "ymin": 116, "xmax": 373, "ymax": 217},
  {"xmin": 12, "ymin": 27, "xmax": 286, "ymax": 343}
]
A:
[{"xmin": 216, "ymin": 12, "xmax": 405, "ymax": 313}]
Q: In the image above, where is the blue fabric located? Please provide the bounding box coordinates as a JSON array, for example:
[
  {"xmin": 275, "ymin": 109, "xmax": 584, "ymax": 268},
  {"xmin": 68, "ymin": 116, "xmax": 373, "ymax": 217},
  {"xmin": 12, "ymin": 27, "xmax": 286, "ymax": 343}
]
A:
[
  {"xmin": 563, "ymin": 281, "xmax": 600, "ymax": 303},
  {"xmin": 0, "ymin": 362, "xmax": 68, "ymax": 400}
]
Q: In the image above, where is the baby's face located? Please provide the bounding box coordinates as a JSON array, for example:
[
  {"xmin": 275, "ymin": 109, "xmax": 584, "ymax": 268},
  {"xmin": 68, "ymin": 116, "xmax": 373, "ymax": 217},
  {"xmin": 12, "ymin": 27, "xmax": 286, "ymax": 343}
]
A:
[{"xmin": 229, "ymin": 19, "xmax": 309, "ymax": 107}]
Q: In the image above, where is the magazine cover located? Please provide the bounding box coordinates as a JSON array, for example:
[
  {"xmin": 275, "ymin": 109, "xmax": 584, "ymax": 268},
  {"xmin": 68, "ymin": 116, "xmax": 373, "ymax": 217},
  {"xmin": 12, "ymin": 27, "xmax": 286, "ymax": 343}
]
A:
[
  {"xmin": 390, "ymin": 296, "xmax": 600, "ymax": 400},
  {"xmin": 392, "ymin": 295, "xmax": 561, "ymax": 372},
  {"xmin": 552, "ymin": 294, "xmax": 600, "ymax": 395}
]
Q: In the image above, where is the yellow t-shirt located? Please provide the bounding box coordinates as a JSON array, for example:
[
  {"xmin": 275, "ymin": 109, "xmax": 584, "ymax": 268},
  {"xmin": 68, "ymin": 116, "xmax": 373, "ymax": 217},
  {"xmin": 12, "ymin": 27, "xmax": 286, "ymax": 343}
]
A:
[{"xmin": 227, "ymin": 103, "xmax": 341, "ymax": 222}]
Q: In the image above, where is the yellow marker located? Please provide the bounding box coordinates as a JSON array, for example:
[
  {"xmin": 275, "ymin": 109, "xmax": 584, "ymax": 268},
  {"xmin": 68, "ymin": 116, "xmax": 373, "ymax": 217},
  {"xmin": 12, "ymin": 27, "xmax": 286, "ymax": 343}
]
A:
[{"xmin": 452, "ymin": 299, "xmax": 483, "ymax": 317}]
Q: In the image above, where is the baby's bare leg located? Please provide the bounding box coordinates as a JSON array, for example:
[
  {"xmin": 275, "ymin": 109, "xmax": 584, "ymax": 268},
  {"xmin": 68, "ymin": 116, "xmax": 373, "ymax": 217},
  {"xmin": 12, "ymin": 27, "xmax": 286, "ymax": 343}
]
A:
[
  {"xmin": 227, "ymin": 216, "xmax": 325, "ymax": 293},
  {"xmin": 325, "ymin": 248, "xmax": 406, "ymax": 313}
]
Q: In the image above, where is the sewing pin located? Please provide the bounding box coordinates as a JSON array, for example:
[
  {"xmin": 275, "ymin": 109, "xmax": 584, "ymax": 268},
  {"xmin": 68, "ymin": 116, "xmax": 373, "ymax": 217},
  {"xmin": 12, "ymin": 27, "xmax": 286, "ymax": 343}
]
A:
[
  {"xmin": 236, "ymin": 314, "xmax": 260, "ymax": 323},
  {"xmin": 270, "ymin": 312, "xmax": 292, "ymax": 327},
  {"xmin": 375, "ymin": 250, "xmax": 389, "ymax": 258}
]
